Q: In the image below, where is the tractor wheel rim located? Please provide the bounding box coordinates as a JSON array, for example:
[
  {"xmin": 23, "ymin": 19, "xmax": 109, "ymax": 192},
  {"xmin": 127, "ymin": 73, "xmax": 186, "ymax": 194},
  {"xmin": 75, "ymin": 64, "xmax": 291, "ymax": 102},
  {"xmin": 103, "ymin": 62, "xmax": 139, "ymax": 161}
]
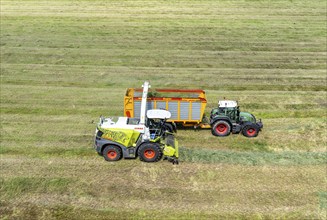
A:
[
  {"xmin": 144, "ymin": 149, "xmax": 155, "ymax": 159},
  {"xmin": 247, "ymin": 128, "xmax": 256, "ymax": 136},
  {"xmin": 107, "ymin": 150, "xmax": 117, "ymax": 159},
  {"xmin": 216, "ymin": 124, "xmax": 227, "ymax": 133}
]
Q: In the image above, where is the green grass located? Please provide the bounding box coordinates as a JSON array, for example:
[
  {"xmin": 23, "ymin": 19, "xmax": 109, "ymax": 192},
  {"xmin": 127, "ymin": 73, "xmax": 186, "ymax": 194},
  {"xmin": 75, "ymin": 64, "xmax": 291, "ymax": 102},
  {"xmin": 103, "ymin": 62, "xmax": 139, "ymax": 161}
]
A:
[
  {"xmin": 179, "ymin": 147, "xmax": 327, "ymax": 165},
  {"xmin": 1, "ymin": 157, "xmax": 326, "ymax": 219},
  {"xmin": 0, "ymin": 177, "xmax": 73, "ymax": 199},
  {"xmin": 1, "ymin": 0, "xmax": 326, "ymax": 219}
]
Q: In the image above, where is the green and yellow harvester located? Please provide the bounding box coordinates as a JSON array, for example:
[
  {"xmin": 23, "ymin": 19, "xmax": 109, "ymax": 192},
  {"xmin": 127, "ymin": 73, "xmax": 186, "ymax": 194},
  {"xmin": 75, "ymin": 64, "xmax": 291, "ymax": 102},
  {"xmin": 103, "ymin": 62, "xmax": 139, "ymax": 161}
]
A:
[{"xmin": 94, "ymin": 81, "xmax": 179, "ymax": 164}]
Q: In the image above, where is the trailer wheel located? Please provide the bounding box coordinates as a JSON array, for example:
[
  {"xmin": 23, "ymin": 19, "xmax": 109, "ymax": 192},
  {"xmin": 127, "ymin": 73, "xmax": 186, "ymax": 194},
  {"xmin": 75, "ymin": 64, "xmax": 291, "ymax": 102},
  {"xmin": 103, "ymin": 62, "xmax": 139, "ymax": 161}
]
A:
[
  {"xmin": 242, "ymin": 124, "xmax": 259, "ymax": 138},
  {"xmin": 212, "ymin": 120, "xmax": 231, "ymax": 136},
  {"xmin": 103, "ymin": 145, "xmax": 122, "ymax": 161},
  {"xmin": 163, "ymin": 123, "xmax": 174, "ymax": 133},
  {"xmin": 138, "ymin": 143, "xmax": 162, "ymax": 162}
]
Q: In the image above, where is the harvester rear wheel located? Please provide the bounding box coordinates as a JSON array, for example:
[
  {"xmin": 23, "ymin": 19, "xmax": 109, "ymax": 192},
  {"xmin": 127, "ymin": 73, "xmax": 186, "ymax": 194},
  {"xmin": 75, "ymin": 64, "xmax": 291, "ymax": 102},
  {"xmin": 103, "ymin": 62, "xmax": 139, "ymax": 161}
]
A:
[
  {"xmin": 103, "ymin": 145, "xmax": 122, "ymax": 161},
  {"xmin": 242, "ymin": 124, "xmax": 259, "ymax": 138},
  {"xmin": 212, "ymin": 120, "xmax": 231, "ymax": 136},
  {"xmin": 138, "ymin": 143, "xmax": 162, "ymax": 162}
]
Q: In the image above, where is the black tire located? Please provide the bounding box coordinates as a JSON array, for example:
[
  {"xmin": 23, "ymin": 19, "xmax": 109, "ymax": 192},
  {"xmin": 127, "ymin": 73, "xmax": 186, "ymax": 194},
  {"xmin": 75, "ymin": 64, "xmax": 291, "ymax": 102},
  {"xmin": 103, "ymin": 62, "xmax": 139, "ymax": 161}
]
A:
[
  {"xmin": 163, "ymin": 123, "xmax": 174, "ymax": 133},
  {"xmin": 103, "ymin": 145, "xmax": 122, "ymax": 161},
  {"xmin": 242, "ymin": 124, "xmax": 259, "ymax": 138},
  {"xmin": 138, "ymin": 143, "xmax": 163, "ymax": 162},
  {"xmin": 212, "ymin": 120, "xmax": 231, "ymax": 136}
]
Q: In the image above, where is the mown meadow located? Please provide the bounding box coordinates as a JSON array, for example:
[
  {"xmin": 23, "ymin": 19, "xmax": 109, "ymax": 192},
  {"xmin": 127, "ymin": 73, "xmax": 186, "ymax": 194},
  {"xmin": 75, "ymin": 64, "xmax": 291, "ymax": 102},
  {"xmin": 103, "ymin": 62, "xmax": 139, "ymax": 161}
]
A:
[{"xmin": 1, "ymin": 0, "xmax": 326, "ymax": 219}]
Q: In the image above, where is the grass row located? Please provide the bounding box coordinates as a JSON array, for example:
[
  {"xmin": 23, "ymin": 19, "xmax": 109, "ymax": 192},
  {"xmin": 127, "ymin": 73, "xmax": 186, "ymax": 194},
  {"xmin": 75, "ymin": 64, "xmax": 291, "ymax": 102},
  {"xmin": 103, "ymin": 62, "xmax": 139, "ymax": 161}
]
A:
[
  {"xmin": 1, "ymin": 201, "xmax": 323, "ymax": 220},
  {"xmin": 179, "ymin": 147, "xmax": 327, "ymax": 165},
  {"xmin": 1, "ymin": 144, "xmax": 326, "ymax": 166},
  {"xmin": 1, "ymin": 156, "xmax": 326, "ymax": 219},
  {"xmin": 2, "ymin": 47, "xmax": 326, "ymax": 69}
]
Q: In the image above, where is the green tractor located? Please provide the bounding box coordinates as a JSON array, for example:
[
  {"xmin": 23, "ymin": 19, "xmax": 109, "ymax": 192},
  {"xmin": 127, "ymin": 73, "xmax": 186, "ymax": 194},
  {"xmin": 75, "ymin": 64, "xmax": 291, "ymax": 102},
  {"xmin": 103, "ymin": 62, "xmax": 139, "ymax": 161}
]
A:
[
  {"xmin": 94, "ymin": 82, "xmax": 179, "ymax": 164},
  {"xmin": 210, "ymin": 100, "xmax": 263, "ymax": 137}
]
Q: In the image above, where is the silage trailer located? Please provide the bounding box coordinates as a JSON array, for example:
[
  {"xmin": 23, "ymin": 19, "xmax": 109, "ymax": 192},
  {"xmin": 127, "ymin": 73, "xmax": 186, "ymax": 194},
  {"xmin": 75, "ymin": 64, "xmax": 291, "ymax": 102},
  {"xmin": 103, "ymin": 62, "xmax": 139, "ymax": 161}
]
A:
[{"xmin": 124, "ymin": 88, "xmax": 211, "ymax": 129}]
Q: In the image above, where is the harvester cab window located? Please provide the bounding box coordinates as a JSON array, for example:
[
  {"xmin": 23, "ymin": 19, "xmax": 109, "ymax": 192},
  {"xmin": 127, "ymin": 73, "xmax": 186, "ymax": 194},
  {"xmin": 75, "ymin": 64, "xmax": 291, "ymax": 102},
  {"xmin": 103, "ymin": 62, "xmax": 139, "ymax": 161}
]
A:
[
  {"xmin": 147, "ymin": 118, "xmax": 164, "ymax": 139},
  {"xmin": 127, "ymin": 118, "xmax": 140, "ymax": 125},
  {"xmin": 147, "ymin": 118, "xmax": 162, "ymax": 128}
]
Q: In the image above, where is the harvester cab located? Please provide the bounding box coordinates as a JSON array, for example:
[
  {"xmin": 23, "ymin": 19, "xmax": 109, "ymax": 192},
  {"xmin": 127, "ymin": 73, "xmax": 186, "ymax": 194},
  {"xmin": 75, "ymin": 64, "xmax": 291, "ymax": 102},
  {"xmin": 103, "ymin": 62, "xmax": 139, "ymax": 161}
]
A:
[
  {"xmin": 94, "ymin": 81, "xmax": 179, "ymax": 164},
  {"xmin": 210, "ymin": 100, "xmax": 263, "ymax": 137},
  {"xmin": 147, "ymin": 109, "xmax": 171, "ymax": 138}
]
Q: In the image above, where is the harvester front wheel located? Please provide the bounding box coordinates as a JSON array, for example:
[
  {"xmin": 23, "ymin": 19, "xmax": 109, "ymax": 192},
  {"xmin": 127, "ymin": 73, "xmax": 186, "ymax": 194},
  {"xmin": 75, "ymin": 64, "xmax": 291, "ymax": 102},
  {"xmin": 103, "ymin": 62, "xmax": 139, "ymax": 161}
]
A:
[
  {"xmin": 103, "ymin": 145, "xmax": 122, "ymax": 161},
  {"xmin": 242, "ymin": 124, "xmax": 259, "ymax": 138},
  {"xmin": 212, "ymin": 120, "xmax": 231, "ymax": 136},
  {"xmin": 138, "ymin": 143, "xmax": 163, "ymax": 162}
]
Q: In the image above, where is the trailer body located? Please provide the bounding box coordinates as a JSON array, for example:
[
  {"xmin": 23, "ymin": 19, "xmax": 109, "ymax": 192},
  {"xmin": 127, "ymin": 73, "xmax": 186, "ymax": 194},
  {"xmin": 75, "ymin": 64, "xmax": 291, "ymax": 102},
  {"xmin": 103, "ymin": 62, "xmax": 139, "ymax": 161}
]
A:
[{"xmin": 124, "ymin": 88, "xmax": 210, "ymax": 128}]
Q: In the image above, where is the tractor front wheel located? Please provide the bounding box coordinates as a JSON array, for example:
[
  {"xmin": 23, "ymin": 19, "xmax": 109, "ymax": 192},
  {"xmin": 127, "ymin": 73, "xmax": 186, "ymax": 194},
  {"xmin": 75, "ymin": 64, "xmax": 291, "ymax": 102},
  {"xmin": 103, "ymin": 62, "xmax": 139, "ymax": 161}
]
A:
[
  {"xmin": 242, "ymin": 124, "xmax": 259, "ymax": 138},
  {"xmin": 103, "ymin": 145, "xmax": 122, "ymax": 161},
  {"xmin": 138, "ymin": 143, "xmax": 163, "ymax": 162},
  {"xmin": 212, "ymin": 120, "xmax": 231, "ymax": 136}
]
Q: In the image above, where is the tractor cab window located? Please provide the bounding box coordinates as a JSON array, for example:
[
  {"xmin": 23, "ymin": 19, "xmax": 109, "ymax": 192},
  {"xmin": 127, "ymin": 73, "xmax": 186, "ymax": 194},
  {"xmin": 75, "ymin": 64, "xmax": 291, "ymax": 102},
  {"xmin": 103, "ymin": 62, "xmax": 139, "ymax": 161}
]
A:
[
  {"xmin": 218, "ymin": 107, "xmax": 225, "ymax": 113},
  {"xmin": 218, "ymin": 107, "xmax": 238, "ymax": 120}
]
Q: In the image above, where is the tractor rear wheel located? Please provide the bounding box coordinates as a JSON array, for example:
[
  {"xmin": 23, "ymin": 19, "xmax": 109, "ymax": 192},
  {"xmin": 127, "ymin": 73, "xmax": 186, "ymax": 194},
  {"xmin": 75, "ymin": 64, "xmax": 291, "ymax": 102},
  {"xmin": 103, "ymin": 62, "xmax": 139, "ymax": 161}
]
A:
[
  {"xmin": 103, "ymin": 145, "xmax": 122, "ymax": 161},
  {"xmin": 242, "ymin": 124, "xmax": 259, "ymax": 138},
  {"xmin": 212, "ymin": 120, "xmax": 231, "ymax": 136},
  {"xmin": 138, "ymin": 143, "xmax": 163, "ymax": 162}
]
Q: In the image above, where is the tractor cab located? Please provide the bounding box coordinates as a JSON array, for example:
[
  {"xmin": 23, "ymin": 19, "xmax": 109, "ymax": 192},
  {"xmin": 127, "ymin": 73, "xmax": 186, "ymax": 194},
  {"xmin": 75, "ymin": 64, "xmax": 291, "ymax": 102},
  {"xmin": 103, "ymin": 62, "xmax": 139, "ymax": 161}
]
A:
[
  {"xmin": 210, "ymin": 100, "xmax": 263, "ymax": 137},
  {"xmin": 211, "ymin": 100, "xmax": 240, "ymax": 122},
  {"xmin": 217, "ymin": 100, "xmax": 240, "ymax": 122}
]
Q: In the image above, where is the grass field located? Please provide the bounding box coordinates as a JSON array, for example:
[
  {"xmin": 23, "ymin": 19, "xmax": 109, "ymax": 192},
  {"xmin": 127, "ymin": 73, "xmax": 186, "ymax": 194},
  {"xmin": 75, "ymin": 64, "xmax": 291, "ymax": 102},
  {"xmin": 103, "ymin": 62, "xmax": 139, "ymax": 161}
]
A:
[{"xmin": 1, "ymin": 0, "xmax": 326, "ymax": 219}]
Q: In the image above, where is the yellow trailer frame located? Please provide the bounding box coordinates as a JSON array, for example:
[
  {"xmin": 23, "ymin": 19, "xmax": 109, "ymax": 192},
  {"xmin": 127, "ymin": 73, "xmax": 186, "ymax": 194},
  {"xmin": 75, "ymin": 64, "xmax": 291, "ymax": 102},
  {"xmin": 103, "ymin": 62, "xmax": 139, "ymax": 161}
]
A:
[{"xmin": 124, "ymin": 88, "xmax": 210, "ymax": 128}]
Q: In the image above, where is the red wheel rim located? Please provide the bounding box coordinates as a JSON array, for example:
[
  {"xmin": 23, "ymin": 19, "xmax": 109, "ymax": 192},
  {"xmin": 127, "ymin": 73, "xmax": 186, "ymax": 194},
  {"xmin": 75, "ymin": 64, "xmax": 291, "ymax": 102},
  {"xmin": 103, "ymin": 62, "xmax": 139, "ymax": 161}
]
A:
[
  {"xmin": 247, "ymin": 128, "xmax": 256, "ymax": 136},
  {"xmin": 216, "ymin": 124, "xmax": 227, "ymax": 134},
  {"xmin": 107, "ymin": 150, "xmax": 117, "ymax": 159},
  {"xmin": 144, "ymin": 149, "xmax": 155, "ymax": 159}
]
